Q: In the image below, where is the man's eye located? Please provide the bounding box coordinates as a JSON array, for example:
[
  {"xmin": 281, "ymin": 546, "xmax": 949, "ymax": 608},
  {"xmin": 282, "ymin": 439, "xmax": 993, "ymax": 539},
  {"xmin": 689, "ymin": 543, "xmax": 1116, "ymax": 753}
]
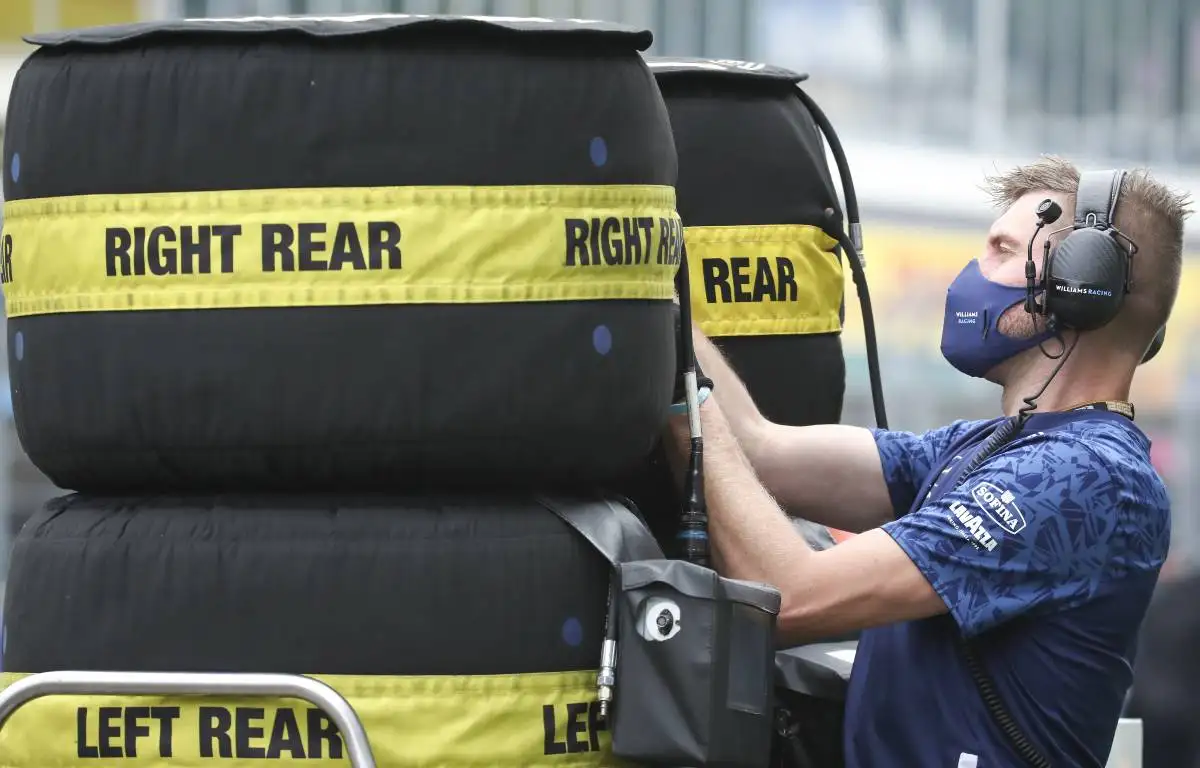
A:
[{"xmin": 992, "ymin": 236, "xmax": 1022, "ymax": 257}]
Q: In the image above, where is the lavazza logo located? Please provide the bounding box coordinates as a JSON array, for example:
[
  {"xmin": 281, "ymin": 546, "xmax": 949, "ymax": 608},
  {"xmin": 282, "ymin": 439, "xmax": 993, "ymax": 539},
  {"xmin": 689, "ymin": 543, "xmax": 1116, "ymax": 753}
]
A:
[
  {"xmin": 970, "ymin": 482, "xmax": 1028, "ymax": 534},
  {"xmin": 948, "ymin": 501, "xmax": 999, "ymax": 552}
]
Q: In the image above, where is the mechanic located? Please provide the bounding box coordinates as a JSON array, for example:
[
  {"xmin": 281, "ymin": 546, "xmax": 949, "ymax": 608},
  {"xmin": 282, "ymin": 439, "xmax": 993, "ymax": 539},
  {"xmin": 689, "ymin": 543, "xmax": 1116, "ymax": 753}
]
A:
[{"xmin": 665, "ymin": 157, "xmax": 1190, "ymax": 767}]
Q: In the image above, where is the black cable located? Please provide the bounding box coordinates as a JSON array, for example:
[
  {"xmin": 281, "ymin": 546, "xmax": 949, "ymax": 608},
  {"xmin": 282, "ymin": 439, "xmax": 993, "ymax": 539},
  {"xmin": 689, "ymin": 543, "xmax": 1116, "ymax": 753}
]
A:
[
  {"xmin": 834, "ymin": 231, "xmax": 888, "ymax": 430},
  {"xmin": 798, "ymin": 97, "xmax": 1042, "ymax": 766},
  {"xmin": 794, "ymin": 84, "xmax": 887, "ymax": 430},
  {"xmin": 1024, "ymin": 220, "xmax": 1047, "ymax": 315},
  {"xmin": 595, "ymin": 579, "xmax": 618, "ymax": 721},
  {"xmin": 1017, "ymin": 331, "xmax": 1079, "ymax": 425},
  {"xmin": 674, "ymin": 243, "xmax": 709, "ymax": 567},
  {"xmin": 793, "ymin": 86, "xmax": 860, "ymax": 236},
  {"xmin": 952, "ymin": 411, "xmax": 1052, "ymax": 768},
  {"xmin": 805, "ymin": 82, "xmax": 1049, "ymax": 765},
  {"xmin": 946, "ymin": 331, "xmax": 1079, "ymax": 768},
  {"xmin": 958, "ymin": 416, "xmax": 1020, "ymax": 479},
  {"xmin": 798, "ymin": 88, "xmax": 1057, "ymax": 767},
  {"xmin": 960, "ymin": 639, "xmax": 1053, "ymax": 768}
]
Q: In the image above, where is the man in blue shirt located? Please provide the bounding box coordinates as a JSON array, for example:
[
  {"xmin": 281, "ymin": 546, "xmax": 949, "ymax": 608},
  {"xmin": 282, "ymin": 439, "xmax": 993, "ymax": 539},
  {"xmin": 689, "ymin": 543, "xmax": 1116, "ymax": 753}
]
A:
[{"xmin": 665, "ymin": 158, "xmax": 1189, "ymax": 766}]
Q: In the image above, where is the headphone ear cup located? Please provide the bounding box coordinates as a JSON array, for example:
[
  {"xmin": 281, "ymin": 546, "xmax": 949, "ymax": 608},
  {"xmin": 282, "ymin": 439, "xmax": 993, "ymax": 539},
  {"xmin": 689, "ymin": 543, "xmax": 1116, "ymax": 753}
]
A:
[
  {"xmin": 1142, "ymin": 326, "xmax": 1166, "ymax": 364},
  {"xmin": 1044, "ymin": 227, "xmax": 1129, "ymax": 331}
]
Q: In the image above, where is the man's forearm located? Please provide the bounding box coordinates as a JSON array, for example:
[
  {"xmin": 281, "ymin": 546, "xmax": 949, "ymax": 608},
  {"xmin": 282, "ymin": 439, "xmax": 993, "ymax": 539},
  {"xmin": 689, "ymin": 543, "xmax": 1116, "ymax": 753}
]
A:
[
  {"xmin": 692, "ymin": 330, "xmax": 768, "ymax": 451},
  {"xmin": 686, "ymin": 324, "xmax": 895, "ymax": 535},
  {"xmin": 669, "ymin": 397, "xmax": 811, "ymax": 588}
]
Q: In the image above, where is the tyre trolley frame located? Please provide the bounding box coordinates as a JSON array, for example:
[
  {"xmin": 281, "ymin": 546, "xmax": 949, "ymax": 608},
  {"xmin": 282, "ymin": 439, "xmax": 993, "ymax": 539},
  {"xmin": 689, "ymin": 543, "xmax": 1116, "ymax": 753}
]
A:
[{"xmin": 0, "ymin": 671, "xmax": 377, "ymax": 767}]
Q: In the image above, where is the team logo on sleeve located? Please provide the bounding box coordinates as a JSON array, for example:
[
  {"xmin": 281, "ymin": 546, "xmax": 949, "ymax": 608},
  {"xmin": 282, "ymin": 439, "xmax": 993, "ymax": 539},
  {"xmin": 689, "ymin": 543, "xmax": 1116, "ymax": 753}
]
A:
[
  {"xmin": 970, "ymin": 482, "xmax": 1027, "ymax": 534},
  {"xmin": 948, "ymin": 502, "xmax": 999, "ymax": 552}
]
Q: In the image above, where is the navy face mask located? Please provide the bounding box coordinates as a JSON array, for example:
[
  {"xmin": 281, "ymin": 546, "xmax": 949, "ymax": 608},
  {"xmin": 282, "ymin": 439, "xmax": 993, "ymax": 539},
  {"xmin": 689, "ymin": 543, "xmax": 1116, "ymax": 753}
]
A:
[{"xmin": 940, "ymin": 260, "xmax": 1054, "ymax": 378}]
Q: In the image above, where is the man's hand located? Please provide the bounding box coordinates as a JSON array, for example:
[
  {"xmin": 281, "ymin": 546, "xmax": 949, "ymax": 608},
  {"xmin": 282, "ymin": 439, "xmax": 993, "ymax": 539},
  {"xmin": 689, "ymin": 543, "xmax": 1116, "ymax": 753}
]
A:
[{"xmin": 664, "ymin": 397, "xmax": 948, "ymax": 646}]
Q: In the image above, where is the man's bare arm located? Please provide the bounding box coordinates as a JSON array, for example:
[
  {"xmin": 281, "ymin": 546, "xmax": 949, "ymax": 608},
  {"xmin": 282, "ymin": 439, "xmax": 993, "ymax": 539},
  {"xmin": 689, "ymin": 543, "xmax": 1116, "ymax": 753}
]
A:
[
  {"xmin": 666, "ymin": 399, "xmax": 947, "ymax": 645},
  {"xmin": 693, "ymin": 330, "xmax": 895, "ymax": 533}
]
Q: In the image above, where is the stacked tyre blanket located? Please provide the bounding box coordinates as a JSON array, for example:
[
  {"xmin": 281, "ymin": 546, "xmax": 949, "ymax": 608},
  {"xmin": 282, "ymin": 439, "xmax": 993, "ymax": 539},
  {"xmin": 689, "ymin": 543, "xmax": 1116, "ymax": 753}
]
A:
[
  {"xmin": 623, "ymin": 58, "xmax": 848, "ymax": 551},
  {"xmin": 650, "ymin": 57, "xmax": 847, "ymax": 429},
  {"xmin": 0, "ymin": 16, "xmax": 849, "ymax": 767}
]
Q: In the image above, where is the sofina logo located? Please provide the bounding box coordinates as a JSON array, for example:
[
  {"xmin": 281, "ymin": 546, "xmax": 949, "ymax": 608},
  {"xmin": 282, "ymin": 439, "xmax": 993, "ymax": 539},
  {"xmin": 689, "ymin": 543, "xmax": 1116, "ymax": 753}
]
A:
[{"xmin": 971, "ymin": 482, "xmax": 1027, "ymax": 534}]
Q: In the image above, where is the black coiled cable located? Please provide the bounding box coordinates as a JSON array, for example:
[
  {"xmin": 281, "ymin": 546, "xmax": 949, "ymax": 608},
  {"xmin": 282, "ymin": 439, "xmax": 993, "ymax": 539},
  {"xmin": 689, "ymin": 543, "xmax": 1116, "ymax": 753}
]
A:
[
  {"xmin": 950, "ymin": 413, "xmax": 1052, "ymax": 767},
  {"xmin": 799, "ymin": 80, "xmax": 1054, "ymax": 765},
  {"xmin": 946, "ymin": 333, "xmax": 1078, "ymax": 768},
  {"xmin": 959, "ymin": 636, "xmax": 1052, "ymax": 768},
  {"xmin": 1018, "ymin": 332, "xmax": 1078, "ymax": 425}
]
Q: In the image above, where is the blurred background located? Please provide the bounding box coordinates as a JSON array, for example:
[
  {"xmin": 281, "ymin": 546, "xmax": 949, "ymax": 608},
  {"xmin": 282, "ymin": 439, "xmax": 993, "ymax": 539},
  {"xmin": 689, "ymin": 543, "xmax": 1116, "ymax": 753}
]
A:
[{"xmin": 0, "ymin": 2, "xmax": 1196, "ymax": 760}]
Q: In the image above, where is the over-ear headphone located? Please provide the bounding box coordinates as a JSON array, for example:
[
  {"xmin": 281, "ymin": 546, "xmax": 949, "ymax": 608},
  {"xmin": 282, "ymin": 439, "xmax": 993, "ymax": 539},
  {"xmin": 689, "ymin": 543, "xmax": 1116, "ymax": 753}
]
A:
[{"xmin": 1024, "ymin": 169, "xmax": 1165, "ymax": 362}]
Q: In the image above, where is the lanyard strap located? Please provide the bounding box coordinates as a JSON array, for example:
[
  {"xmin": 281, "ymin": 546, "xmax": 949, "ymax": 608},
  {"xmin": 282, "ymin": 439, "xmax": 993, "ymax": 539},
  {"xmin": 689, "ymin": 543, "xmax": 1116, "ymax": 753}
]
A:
[{"xmin": 1066, "ymin": 400, "xmax": 1135, "ymax": 421}]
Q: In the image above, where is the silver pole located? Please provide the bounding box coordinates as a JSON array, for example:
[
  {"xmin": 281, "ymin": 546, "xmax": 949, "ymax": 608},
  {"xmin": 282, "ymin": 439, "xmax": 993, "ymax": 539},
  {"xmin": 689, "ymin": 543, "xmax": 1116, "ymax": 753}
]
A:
[{"xmin": 0, "ymin": 671, "xmax": 376, "ymax": 767}]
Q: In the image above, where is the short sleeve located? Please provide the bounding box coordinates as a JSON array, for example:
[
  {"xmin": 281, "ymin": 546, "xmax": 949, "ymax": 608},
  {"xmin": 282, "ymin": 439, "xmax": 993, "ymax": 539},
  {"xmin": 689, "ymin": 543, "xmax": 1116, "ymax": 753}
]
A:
[
  {"xmin": 881, "ymin": 433, "xmax": 1129, "ymax": 637},
  {"xmin": 872, "ymin": 419, "xmax": 988, "ymax": 517}
]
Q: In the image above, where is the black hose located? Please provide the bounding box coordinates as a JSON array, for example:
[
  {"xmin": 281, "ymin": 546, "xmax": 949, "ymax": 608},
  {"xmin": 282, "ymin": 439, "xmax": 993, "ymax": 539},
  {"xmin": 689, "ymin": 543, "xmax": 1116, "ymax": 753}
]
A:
[
  {"xmin": 834, "ymin": 231, "xmax": 888, "ymax": 430},
  {"xmin": 674, "ymin": 243, "xmax": 709, "ymax": 567},
  {"xmin": 793, "ymin": 86, "xmax": 860, "ymax": 233},
  {"xmin": 795, "ymin": 84, "xmax": 887, "ymax": 430}
]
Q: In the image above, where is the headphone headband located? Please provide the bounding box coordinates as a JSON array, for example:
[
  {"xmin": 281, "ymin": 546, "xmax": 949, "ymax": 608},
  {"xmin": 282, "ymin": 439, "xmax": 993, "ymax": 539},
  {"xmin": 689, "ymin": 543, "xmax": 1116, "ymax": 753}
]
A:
[{"xmin": 1074, "ymin": 169, "xmax": 1126, "ymax": 230}]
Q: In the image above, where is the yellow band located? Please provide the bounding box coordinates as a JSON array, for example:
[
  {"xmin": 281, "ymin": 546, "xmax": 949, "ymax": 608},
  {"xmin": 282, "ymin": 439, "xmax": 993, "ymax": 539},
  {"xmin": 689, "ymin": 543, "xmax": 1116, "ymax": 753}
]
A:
[
  {"xmin": 684, "ymin": 224, "xmax": 842, "ymax": 337},
  {"xmin": 0, "ymin": 185, "xmax": 682, "ymax": 318},
  {"xmin": 0, "ymin": 670, "xmax": 627, "ymax": 766}
]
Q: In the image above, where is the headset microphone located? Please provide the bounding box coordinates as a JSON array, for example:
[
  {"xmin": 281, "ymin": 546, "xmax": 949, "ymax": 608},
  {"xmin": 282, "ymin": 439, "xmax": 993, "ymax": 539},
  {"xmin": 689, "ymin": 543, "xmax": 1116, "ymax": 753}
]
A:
[
  {"xmin": 1025, "ymin": 200, "xmax": 1063, "ymax": 315},
  {"xmin": 1035, "ymin": 199, "xmax": 1063, "ymax": 224}
]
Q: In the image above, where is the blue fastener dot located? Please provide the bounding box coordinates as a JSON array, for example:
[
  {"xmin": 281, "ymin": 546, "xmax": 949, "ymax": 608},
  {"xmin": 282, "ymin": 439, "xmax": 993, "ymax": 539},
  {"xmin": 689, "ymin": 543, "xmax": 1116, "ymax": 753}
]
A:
[
  {"xmin": 589, "ymin": 136, "xmax": 608, "ymax": 168},
  {"xmin": 562, "ymin": 617, "xmax": 583, "ymax": 647},
  {"xmin": 13, "ymin": 331, "xmax": 23, "ymax": 362},
  {"xmin": 10, "ymin": 153, "xmax": 19, "ymax": 183},
  {"xmin": 592, "ymin": 325, "xmax": 612, "ymax": 355}
]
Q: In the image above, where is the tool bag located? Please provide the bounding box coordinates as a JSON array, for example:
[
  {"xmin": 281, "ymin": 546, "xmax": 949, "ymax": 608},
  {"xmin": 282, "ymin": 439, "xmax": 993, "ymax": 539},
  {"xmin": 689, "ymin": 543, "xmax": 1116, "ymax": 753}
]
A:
[{"xmin": 538, "ymin": 495, "xmax": 782, "ymax": 768}]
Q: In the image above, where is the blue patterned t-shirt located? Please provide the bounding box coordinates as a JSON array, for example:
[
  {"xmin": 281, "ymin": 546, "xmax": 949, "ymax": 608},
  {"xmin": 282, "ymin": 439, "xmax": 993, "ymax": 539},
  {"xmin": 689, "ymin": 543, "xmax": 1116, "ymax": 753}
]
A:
[{"xmin": 843, "ymin": 409, "xmax": 1170, "ymax": 767}]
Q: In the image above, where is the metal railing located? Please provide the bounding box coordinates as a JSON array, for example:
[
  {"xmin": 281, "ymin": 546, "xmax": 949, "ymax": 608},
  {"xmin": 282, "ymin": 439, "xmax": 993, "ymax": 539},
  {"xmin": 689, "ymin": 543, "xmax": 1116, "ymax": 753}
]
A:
[{"xmin": 0, "ymin": 671, "xmax": 377, "ymax": 767}]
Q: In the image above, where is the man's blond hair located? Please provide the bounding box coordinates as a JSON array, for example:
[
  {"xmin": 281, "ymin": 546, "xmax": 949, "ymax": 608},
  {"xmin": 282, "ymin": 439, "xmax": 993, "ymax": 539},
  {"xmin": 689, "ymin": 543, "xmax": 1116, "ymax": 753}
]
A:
[{"xmin": 983, "ymin": 156, "xmax": 1192, "ymax": 354}]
